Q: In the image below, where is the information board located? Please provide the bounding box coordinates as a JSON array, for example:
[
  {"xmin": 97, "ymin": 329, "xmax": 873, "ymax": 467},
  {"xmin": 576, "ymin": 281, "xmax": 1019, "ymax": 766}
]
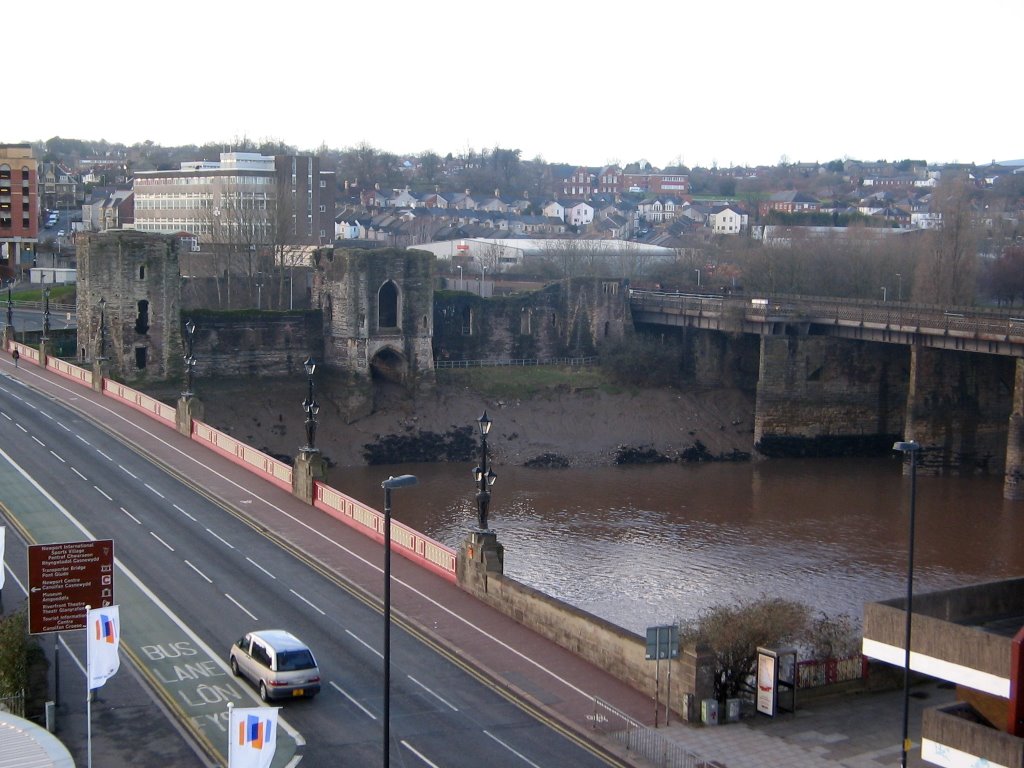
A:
[{"xmin": 28, "ymin": 539, "xmax": 114, "ymax": 634}]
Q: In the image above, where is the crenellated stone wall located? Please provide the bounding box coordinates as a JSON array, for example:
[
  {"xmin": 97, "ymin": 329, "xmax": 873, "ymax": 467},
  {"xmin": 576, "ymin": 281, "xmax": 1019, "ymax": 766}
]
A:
[{"xmin": 433, "ymin": 277, "xmax": 632, "ymax": 363}]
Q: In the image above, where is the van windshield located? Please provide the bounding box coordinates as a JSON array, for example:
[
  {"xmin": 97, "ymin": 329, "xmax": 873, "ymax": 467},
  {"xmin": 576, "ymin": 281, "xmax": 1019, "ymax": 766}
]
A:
[{"xmin": 277, "ymin": 650, "xmax": 316, "ymax": 671}]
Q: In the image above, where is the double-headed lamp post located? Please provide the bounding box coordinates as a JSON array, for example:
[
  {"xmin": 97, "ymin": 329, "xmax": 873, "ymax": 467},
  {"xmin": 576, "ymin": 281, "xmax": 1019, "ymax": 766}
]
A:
[
  {"xmin": 473, "ymin": 411, "xmax": 497, "ymax": 530},
  {"xmin": 42, "ymin": 284, "xmax": 51, "ymax": 342},
  {"xmin": 893, "ymin": 439, "xmax": 920, "ymax": 768},
  {"xmin": 182, "ymin": 319, "xmax": 196, "ymax": 398},
  {"xmin": 302, "ymin": 357, "xmax": 320, "ymax": 452},
  {"xmin": 381, "ymin": 474, "xmax": 418, "ymax": 768},
  {"xmin": 97, "ymin": 298, "xmax": 108, "ymax": 361}
]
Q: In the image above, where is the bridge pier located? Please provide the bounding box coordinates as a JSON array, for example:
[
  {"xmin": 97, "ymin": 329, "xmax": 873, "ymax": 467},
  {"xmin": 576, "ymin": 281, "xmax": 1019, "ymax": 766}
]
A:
[
  {"xmin": 904, "ymin": 345, "xmax": 1013, "ymax": 476},
  {"xmin": 1004, "ymin": 359, "xmax": 1024, "ymax": 500}
]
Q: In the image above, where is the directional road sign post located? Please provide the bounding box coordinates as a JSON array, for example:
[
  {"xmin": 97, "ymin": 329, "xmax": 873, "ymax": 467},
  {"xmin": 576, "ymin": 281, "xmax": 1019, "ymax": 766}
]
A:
[{"xmin": 28, "ymin": 539, "xmax": 115, "ymax": 634}]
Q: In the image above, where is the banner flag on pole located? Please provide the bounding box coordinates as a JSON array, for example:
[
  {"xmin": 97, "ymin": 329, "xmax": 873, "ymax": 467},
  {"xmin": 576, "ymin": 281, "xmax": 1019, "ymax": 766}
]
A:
[
  {"xmin": 86, "ymin": 605, "xmax": 120, "ymax": 690},
  {"xmin": 228, "ymin": 707, "xmax": 279, "ymax": 768}
]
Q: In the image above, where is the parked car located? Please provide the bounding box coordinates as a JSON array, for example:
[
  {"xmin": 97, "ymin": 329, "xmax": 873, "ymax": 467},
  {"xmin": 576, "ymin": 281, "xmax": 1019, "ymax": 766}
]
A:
[{"xmin": 229, "ymin": 629, "xmax": 320, "ymax": 701}]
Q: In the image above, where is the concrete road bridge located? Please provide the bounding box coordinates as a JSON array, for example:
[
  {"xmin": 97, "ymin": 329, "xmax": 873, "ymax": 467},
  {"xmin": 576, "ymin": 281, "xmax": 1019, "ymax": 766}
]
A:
[{"xmin": 629, "ymin": 290, "xmax": 1024, "ymax": 499}]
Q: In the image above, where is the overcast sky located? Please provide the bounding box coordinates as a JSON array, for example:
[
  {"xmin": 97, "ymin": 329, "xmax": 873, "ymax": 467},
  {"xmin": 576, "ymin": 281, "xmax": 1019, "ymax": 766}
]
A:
[{"xmin": 14, "ymin": 1, "xmax": 1020, "ymax": 168}]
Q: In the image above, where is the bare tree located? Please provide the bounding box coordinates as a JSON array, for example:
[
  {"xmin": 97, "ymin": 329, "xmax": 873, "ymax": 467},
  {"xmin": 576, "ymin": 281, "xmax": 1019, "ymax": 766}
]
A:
[{"xmin": 913, "ymin": 176, "xmax": 979, "ymax": 306}]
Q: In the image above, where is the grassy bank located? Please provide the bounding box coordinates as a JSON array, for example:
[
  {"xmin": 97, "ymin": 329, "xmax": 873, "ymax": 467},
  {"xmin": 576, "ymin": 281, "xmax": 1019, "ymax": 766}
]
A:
[{"xmin": 436, "ymin": 365, "xmax": 619, "ymax": 399}]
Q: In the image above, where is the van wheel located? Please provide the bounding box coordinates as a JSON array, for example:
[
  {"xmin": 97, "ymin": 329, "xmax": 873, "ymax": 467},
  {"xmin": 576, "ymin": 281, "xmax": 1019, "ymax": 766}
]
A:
[
  {"xmin": 230, "ymin": 657, "xmax": 239, "ymax": 676},
  {"xmin": 259, "ymin": 682, "xmax": 270, "ymax": 702}
]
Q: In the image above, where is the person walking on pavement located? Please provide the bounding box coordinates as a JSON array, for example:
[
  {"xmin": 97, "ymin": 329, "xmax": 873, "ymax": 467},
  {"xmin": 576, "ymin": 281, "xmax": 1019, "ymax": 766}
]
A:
[{"xmin": 11, "ymin": 348, "xmax": 19, "ymax": 368}]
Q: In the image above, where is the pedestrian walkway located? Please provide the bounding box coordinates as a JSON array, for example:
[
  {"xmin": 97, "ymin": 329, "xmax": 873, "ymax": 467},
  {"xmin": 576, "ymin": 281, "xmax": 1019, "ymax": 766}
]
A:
[{"xmin": 7, "ymin": 356, "xmax": 947, "ymax": 767}]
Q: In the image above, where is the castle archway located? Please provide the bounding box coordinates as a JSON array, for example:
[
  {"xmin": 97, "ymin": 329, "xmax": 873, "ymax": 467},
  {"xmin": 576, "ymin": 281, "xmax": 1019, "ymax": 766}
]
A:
[{"xmin": 370, "ymin": 345, "xmax": 407, "ymax": 385}]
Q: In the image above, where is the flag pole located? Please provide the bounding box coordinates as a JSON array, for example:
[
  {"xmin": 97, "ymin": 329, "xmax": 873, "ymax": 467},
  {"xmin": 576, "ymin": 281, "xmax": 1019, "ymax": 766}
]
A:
[
  {"xmin": 85, "ymin": 604, "xmax": 92, "ymax": 768},
  {"xmin": 227, "ymin": 702, "xmax": 233, "ymax": 768}
]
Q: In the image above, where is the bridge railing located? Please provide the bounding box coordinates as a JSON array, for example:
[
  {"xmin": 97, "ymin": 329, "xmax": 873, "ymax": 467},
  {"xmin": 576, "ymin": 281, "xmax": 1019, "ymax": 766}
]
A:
[{"xmin": 630, "ymin": 290, "xmax": 1024, "ymax": 341}]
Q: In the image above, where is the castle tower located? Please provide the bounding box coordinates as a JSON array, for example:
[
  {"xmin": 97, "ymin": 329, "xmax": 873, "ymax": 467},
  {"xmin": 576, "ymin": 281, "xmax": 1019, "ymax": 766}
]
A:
[
  {"xmin": 317, "ymin": 247, "xmax": 434, "ymax": 383},
  {"xmin": 76, "ymin": 231, "xmax": 181, "ymax": 383}
]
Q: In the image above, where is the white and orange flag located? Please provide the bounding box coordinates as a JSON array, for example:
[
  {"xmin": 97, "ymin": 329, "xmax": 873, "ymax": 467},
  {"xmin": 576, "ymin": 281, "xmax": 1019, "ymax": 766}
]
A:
[
  {"xmin": 228, "ymin": 707, "xmax": 279, "ymax": 768},
  {"xmin": 86, "ymin": 605, "xmax": 120, "ymax": 689}
]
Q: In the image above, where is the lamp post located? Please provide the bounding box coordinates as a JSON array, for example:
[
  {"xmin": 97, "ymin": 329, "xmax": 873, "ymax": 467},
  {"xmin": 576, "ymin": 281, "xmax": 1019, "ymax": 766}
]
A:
[
  {"xmin": 381, "ymin": 473, "xmax": 418, "ymax": 768},
  {"xmin": 897, "ymin": 273, "xmax": 903, "ymax": 303},
  {"xmin": 255, "ymin": 271, "xmax": 264, "ymax": 310},
  {"xmin": 42, "ymin": 284, "xmax": 50, "ymax": 342},
  {"xmin": 458, "ymin": 265, "xmax": 463, "ymax": 289},
  {"xmin": 97, "ymin": 297, "xmax": 107, "ymax": 361},
  {"xmin": 893, "ymin": 439, "xmax": 920, "ymax": 768},
  {"xmin": 302, "ymin": 357, "xmax": 319, "ymax": 452},
  {"xmin": 695, "ymin": 268, "xmax": 701, "ymax": 288},
  {"xmin": 182, "ymin": 319, "xmax": 196, "ymax": 398},
  {"xmin": 6, "ymin": 285, "xmax": 12, "ymax": 330},
  {"xmin": 882, "ymin": 286, "xmax": 887, "ymax": 302},
  {"xmin": 473, "ymin": 411, "xmax": 497, "ymax": 531}
]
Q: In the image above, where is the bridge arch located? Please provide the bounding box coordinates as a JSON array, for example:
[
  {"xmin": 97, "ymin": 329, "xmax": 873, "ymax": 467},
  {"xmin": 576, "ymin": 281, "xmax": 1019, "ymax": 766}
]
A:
[{"xmin": 370, "ymin": 345, "xmax": 408, "ymax": 385}]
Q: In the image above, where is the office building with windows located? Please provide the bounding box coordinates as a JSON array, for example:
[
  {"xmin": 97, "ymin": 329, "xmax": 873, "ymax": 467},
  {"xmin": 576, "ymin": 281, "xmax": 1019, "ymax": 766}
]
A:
[
  {"xmin": 132, "ymin": 152, "xmax": 335, "ymax": 247},
  {"xmin": 0, "ymin": 144, "xmax": 39, "ymax": 274}
]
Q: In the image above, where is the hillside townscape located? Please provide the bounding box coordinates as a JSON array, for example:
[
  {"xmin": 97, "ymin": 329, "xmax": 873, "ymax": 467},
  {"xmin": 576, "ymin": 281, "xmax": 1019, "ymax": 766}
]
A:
[{"xmin": 4, "ymin": 137, "xmax": 1024, "ymax": 309}]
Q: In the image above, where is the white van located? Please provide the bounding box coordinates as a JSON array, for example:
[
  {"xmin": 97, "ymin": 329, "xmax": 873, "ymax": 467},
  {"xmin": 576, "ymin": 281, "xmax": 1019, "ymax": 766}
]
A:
[{"xmin": 229, "ymin": 629, "xmax": 321, "ymax": 701}]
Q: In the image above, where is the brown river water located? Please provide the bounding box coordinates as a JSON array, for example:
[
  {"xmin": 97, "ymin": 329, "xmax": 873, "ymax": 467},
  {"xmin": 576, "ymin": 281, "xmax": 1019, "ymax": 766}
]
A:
[{"xmin": 332, "ymin": 457, "xmax": 1024, "ymax": 635}]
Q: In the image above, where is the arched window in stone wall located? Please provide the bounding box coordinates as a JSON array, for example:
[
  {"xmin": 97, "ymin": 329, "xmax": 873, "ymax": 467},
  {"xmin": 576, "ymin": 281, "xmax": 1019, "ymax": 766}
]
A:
[
  {"xmin": 139, "ymin": 265, "xmax": 146, "ymax": 280},
  {"xmin": 604, "ymin": 320, "xmax": 610, "ymax": 337},
  {"xmin": 136, "ymin": 299, "xmax": 150, "ymax": 335},
  {"xmin": 378, "ymin": 280, "xmax": 399, "ymax": 329}
]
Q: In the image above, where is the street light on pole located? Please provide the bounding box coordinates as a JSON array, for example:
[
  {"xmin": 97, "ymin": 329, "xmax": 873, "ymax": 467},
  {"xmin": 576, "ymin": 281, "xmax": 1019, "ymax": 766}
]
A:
[
  {"xmin": 97, "ymin": 297, "xmax": 107, "ymax": 361},
  {"xmin": 893, "ymin": 439, "xmax": 920, "ymax": 768},
  {"xmin": 473, "ymin": 411, "xmax": 497, "ymax": 531},
  {"xmin": 897, "ymin": 273, "xmax": 903, "ymax": 303},
  {"xmin": 381, "ymin": 473, "xmax": 418, "ymax": 768},
  {"xmin": 302, "ymin": 357, "xmax": 319, "ymax": 452},
  {"xmin": 182, "ymin": 319, "xmax": 197, "ymax": 398},
  {"xmin": 882, "ymin": 287, "xmax": 887, "ymax": 302},
  {"xmin": 42, "ymin": 283, "xmax": 50, "ymax": 342}
]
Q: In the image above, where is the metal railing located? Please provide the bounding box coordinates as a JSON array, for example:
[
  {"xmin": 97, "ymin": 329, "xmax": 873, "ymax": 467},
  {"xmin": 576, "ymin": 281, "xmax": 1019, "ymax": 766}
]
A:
[
  {"xmin": 0, "ymin": 690, "xmax": 26, "ymax": 718},
  {"xmin": 435, "ymin": 356, "xmax": 597, "ymax": 369},
  {"xmin": 591, "ymin": 698, "xmax": 712, "ymax": 768}
]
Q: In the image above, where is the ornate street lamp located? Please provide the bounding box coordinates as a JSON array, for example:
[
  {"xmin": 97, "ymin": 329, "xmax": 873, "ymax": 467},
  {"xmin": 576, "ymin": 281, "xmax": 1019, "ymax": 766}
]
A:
[
  {"xmin": 182, "ymin": 319, "xmax": 197, "ymax": 398},
  {"xmin": 42, "ymin": 285, "xmax": 51, "ymax": 342},
  {"xmin": 472, "ymin": 411, "xmax": 497, "ymax": 530},
  {"xmin": 380, "ymin": 473, "xmax": 418, "ymax": 768},
  {"xmin": 302, "ymin": 357, "xmax": 320, "ymax": 452},
  {"xmin": 893, "ymin": 439, "xmax": 920, "ymax": 768}
]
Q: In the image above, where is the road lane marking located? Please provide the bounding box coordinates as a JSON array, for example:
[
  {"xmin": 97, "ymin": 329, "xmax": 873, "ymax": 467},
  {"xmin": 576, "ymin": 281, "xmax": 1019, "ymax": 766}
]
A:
[
  {"xmin": 329, "ymin": 681, "xmax": 377, "ymax": 720},
  {"xmin": 205, "ymin": 528, "xmax": 234, "ymax": 549},
  {"xmin": 16, "ymin": 423, "xmax": 27, "ymax": 433},
  {"xmin": 94, "ymin": 486, "xmax": 112, "ymax": 501},
  {"xmin": 185, "ymin": 560, "xmax": 212, "ymax": 583},
  {"xmin": 120, "ymin": 507, "xmax": 142, "ymax": 525},
  {"xmin": 150, "ymin": 532, "xmax": 174, "ymax": 551},
  {"xmin": 173, "ymin": 503, "xmax": 196, "ymax": 521},
  {"xmin": 407, "ymin": 675, "xmax": 458, "ymax": 711},
  {"xmin": 120, "ymin": 465, "xmax": 138, "ymax": 478},
  {"xmin": 49, "ymin": 450, "xmax": 65, "ymax": 463},
  {"xmin": 224, "ymin": 594, "xmax": 258, "ymax": 621},
  {"xmin": 96, "ymin": 449, "xmax": 112, "ymax": 461},
  {"xmin": 345, "ymin": 629, "xmax": 382, "ymax": 659},
  {"xmin": 288, "ymin": 589, "xmax": 325, "ymax": 615},
  {"xmin": 245, "ymin": 557, "xmax": 276, "ymax": 579},
  {"xmin": 401, "ymin": 741, "xmax": 442, "ymax": 767},
  {"xmin": 71, "ymin": 467, "xmax": 87, "ymax": 481},
  {"xmin": 484, "ymin": 730, "xmax": 544, "ymax": 767},
  {"xmin": 145, "ymin": 483, "xmax": 165, "ymax": 499}
]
